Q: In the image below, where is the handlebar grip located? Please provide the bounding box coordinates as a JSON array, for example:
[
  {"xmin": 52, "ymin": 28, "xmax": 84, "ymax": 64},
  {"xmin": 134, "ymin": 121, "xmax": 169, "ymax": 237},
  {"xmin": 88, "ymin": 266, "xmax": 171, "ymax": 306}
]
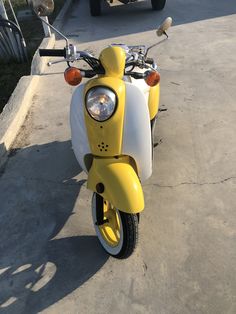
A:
[
  {"xmin": 145, "ymin": 57, "xmax": 154, "ymax": 64},
  {"xmin": 39, "ymin": 49, "xmax": 66, "ymax": 57},
  {"xmin": 129, "ymin": 72, "xmax": 145, "ymax": 79}
]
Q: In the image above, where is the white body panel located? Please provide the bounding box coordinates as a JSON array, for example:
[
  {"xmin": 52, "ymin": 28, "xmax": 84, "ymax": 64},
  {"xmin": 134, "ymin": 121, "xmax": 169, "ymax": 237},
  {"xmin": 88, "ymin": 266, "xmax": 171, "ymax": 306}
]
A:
[
  {"xmin": 122, "ymin": 82, "xmax": 152, "ymax": 181},
  {"xmin": 130, "ymin": 68, "xmax": 151, "ymax": 106},
  {"xmin": 70, "ymin": 80, "xmax": 152, "ymax": 181},
  {"xmin": 70, "ymin": 84, "xmax": 91, "ymax": 172}
]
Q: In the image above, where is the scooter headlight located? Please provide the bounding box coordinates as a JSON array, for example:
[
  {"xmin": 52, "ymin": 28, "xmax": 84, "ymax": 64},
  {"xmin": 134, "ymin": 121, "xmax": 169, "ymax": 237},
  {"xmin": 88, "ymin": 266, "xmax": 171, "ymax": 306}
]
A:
[{"xmin": 86, "ymin": 87, "xmax": 117, "ymax": 121}]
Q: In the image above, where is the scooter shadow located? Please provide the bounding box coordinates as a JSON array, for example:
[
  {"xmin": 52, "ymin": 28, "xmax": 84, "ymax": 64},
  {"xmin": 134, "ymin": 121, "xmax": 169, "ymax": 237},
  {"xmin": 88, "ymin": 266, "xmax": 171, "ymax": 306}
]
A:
[
  {"xmin": 0, "ymin": 140, "xmax": 109, "ymax": 313},
  {"xmin": 0, "ymin": 236, "xmax": 108, "ymax": 314}
]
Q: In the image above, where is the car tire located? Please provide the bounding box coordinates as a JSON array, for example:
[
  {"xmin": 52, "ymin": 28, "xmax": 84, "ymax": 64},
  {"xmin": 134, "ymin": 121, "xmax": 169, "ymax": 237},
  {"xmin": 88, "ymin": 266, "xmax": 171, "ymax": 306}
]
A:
[
  {"xmin": 151, "ymin": 0, "xmax": 166, "ymax": 11},
  {"xmin": 89, "ymin": 0, "xmax": 102, "ymax": 16}
]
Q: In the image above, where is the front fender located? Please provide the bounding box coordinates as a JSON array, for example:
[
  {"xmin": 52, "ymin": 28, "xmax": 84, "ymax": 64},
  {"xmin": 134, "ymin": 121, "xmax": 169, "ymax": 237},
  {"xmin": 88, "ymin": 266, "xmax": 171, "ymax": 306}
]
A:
[{"xmin": 87, "ymin": 156, "xmax": 144, "ymax": 214}]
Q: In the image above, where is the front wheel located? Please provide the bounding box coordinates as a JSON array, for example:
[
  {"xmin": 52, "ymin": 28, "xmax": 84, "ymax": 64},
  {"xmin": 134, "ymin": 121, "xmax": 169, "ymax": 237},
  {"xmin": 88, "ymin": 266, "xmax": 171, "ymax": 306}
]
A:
[
  {"xmin": 151, "ymin": 0, "xmax": 166, "ymax": 10},
  {"xmin": 92, "ymin": 193, "xmax": 139, "ymax": 259},
  {"xmin": 89, "ymin": 0, "xmax": 102, "ymax": 16}
]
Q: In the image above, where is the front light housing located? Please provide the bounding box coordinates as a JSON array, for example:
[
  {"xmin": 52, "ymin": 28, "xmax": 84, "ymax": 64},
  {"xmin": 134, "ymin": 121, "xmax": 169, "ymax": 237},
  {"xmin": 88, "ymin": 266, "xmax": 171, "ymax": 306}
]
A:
[{"xmin": 86, "ymin": 87, "xmax": 117, "ymax": 121}]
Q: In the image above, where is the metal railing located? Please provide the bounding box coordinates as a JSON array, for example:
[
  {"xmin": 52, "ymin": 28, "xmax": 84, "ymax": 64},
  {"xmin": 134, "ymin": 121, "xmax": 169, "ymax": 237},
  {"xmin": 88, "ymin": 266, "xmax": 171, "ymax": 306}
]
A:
[
  {"xmin": 0, "ymin": 0, "xmax": 27, "ymax": 63},
  {"xmin": 0, "ymin": 17, "xmax": 27, "ymax": 63}
]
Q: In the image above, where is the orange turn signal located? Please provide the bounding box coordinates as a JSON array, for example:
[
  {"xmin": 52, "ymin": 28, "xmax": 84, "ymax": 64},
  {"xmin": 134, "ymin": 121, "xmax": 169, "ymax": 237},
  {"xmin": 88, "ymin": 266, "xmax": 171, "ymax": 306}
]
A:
[
  {"xmin": 64, "ymin": 67, "xmax": 82, "ymax": 86},
  {"xmin": 145, "ymin": 71, "xmax": 160, "ymax": 87}
]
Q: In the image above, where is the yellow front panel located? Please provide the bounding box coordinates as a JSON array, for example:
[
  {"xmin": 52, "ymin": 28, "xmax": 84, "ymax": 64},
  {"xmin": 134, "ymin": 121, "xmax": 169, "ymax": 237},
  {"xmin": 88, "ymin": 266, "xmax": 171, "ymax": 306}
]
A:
[
  {"xmin": 148, "ymin": 84, "xmax": 160, "ymax": 120},
  {"xmin": 84, "ymin": 77, "xmax": 125, "ymax": 156},
  {"xmin": 87, "ymin": 156, "xmax": 144, "ymax": 213},
  {"xmin": 99, "ymin": 46, "xmax": 126, "ymax": 79}
]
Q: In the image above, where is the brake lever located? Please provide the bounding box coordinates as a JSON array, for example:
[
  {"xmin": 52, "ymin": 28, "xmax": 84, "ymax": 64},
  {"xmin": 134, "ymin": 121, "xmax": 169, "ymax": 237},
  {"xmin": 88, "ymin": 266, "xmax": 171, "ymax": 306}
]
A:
[{"xmin": 47, "ymin": 59, "xmax": 68, "ymax": 66}]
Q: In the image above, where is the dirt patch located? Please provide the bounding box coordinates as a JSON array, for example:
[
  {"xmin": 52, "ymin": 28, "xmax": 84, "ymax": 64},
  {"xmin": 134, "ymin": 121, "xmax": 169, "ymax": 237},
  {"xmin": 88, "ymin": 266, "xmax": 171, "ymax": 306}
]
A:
[{"xmin": 11, "ymin": 103, "xmax": 35, "ymax": 149}]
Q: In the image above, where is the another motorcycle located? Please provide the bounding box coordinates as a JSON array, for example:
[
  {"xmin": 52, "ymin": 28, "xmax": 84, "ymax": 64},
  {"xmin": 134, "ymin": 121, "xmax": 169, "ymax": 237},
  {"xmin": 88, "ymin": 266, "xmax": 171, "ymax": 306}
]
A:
[{"xmin": 28, "ymin": 0, "xmax": 172, "ymax": 258}]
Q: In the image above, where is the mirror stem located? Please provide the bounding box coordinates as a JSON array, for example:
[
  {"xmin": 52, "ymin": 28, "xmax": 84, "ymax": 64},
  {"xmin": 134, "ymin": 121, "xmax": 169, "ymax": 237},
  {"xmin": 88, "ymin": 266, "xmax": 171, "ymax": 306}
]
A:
[
  {"xmin": 145, "ymin": 37, "xmax": 168, "ymax": 57},
  {"xmin": 37, "ymin": 14, "xmax": 69, "ymax": 47}
]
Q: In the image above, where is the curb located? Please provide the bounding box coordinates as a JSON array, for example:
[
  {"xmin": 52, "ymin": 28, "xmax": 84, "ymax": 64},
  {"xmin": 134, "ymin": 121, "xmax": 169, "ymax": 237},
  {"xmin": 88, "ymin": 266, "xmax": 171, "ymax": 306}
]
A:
[
  {"xmin": 0, "ymin": 0, "xmax": 74, "ymax": 167},
  {"xmin": 0, "ymin": 75, "xmax": 39, "ymax": 167},
  {"xmin": 53, "ymin": 0, "xmax": 74, "ymax": 29}
]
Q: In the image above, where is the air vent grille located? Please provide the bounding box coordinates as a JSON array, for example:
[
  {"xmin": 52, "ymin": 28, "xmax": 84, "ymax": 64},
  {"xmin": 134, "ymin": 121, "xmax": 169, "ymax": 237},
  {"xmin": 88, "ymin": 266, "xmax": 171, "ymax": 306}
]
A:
[{"xmin": 97, "ymin": 142, "xmax": 109, "ymax": 152}]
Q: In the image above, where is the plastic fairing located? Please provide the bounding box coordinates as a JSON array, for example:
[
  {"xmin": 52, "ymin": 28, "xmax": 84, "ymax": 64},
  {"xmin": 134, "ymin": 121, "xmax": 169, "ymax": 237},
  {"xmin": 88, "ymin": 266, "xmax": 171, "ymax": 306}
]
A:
[
  {"xmin": 122, "ymin": 82, "xmax": 152, "ymax": 181},
  {"xmin": 70, "ymin": 84, "xmax": 91, "ymax": 172},
  {"xmin": 70, "ymin": 82, "xmax": 152, "ymax": 181}
]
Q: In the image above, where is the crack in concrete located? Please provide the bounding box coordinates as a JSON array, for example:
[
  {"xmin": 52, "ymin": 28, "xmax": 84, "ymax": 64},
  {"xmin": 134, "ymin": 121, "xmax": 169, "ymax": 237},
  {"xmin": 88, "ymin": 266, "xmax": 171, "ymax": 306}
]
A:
[
  {"xmin": 2, "ymin": 175, "xmax": 236, "ymax": 189},
  {"xmin": 148, "ymin": 176, "xmax": 236, "ymax": 188}
]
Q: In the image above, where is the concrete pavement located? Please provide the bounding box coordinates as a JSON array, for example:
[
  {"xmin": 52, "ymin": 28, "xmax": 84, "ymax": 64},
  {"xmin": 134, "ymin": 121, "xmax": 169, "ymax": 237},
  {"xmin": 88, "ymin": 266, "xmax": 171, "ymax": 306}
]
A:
[{"xmin": 0, "ymin": 0, "xmax": 236, "ymax": 313}]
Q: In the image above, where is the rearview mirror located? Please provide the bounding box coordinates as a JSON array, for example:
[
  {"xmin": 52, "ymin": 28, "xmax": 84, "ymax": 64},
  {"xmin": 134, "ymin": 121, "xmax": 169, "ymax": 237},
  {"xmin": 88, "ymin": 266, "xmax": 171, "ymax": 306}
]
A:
[
  {"xmin": 27, "ymin": 0, "xmax": 54, "ymax": 16},
  {"xmin": 157, "ymin": 17, "xmax": 172, "ymax": 37}
]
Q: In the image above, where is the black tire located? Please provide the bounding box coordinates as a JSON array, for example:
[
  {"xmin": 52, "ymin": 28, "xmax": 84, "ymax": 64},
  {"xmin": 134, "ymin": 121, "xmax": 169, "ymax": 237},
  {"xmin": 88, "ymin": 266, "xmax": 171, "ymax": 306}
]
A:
[
  {"xmin": 117, "ymin": 211, "xmax": 139, "ymax": 259},
  {"xmin": 151, "ymin": 115, "xmax": 157, "ymax": 159},
  {"xmin": 151, "ymin": 0, "xmax": 166, "ymax": 11},
  {"xmin": 92, "ymin": 193, "xmax": 139, "ymax": 259},
  {"xmin": 89, "ymin": 0, "xmax": 102, "ymax": 16}
]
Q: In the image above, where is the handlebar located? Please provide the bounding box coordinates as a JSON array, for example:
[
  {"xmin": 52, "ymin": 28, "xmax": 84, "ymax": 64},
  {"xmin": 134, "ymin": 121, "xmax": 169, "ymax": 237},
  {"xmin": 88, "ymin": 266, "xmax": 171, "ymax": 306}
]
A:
[
  {"xmin": 39, "ymin": 47, "xmax": 156, "ymax": 80},
  {"xmin": 145, "ymin": 57, "xmax": 154, "ymax": 65},
  {"xmin": 125, "ymin": 72, "xmax": 144, "ymax": 79},
  {"xmin": 39, "ymin": 49, "xmax": 66, "ymax": 57}
]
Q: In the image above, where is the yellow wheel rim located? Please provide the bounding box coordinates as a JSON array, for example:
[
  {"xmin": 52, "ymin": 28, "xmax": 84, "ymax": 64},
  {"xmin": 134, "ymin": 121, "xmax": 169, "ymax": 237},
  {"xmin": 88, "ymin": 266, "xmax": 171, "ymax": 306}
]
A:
[{"xmin": 99, "ymin": 200, "xmax": 121, "ymax": 247}]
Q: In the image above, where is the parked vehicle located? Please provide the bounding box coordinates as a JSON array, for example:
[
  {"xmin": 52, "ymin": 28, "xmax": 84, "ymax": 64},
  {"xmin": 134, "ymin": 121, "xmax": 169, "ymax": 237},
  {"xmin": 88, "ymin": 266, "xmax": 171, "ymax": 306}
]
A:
[
  {"xmin": 90, "ymin": 0, "xmax": 167, "ymax": 16},
  {"xmin": 28, "ymin": 0, "xmax": 172, "ymax": 258}
]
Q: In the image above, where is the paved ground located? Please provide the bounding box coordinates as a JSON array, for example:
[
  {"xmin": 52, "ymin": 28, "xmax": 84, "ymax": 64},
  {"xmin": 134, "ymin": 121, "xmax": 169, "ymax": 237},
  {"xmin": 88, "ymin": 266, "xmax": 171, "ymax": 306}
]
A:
[{"xmin": 1, "ymin": 0, "xmax": 236, "ymax": 313}]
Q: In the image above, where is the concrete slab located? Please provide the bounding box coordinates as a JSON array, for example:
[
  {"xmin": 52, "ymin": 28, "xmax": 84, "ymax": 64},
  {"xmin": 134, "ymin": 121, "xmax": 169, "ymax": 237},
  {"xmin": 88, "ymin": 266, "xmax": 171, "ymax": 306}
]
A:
[{"xmin": 0, "ymin": 0, "xmax": 236, "ymax": 313}]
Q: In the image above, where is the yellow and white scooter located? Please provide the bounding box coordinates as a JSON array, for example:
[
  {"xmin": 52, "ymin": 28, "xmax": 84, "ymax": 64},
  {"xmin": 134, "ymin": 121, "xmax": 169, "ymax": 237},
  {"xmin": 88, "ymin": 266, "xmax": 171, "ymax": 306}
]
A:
[{"xmin": 28, "ymin": 0, "xmax": 172, "ymax": 258}]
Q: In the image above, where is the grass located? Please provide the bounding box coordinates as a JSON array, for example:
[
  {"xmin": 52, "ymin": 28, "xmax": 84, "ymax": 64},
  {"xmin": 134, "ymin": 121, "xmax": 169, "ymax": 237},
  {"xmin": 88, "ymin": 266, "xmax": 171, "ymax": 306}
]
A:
[{"xmin": 0, "ymin": 0, "xmax": 64, "ymax": 113}]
